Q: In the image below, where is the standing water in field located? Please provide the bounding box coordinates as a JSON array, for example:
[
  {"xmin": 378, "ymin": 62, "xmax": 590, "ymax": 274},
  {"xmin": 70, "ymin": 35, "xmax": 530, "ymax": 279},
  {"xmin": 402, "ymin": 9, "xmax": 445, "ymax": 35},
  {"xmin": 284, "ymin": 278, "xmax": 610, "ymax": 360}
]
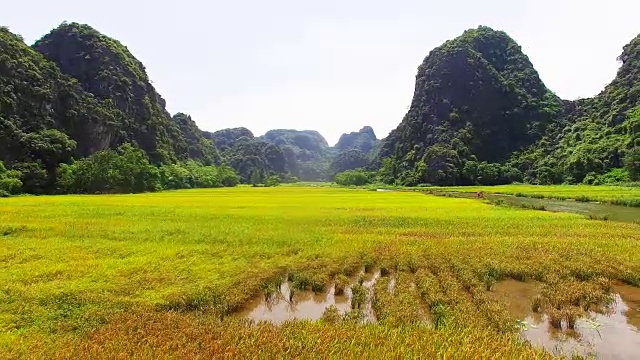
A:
[
  {"xmin": 431, "ymin": 191, "xmax": 640, "ymax": 224},
  {"xmin": 522, "ymin": 292, "xmax": 640, "ymax": 359},
  {"xmin": 490, "ymin": 280, "xmax": 640, "ymax": 359},
  {"xmin": 487, "ymin": 279, "xmax": 542, "ymax": 320},
  {"xmin": 236, "ymin": 269, "xmax": 381, "ymax": 324}
]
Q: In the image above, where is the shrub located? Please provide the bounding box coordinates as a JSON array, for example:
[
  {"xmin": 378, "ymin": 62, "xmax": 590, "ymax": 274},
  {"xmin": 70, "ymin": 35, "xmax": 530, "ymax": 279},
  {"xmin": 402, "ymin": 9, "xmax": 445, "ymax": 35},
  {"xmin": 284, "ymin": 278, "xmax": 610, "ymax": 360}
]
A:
[
  {"xmin": 334, "ymin": 275, "xmax": 350, "ymax": 296},
  {"xmin": 184, "ymin": 161, "xmax": 222, "ymax": 188},
  {"xmin": 250, "ymin": 169, "xmax": 264, "ymax": 187},
  {"xmin": 11, "ymin": 162, "xmax": 47, "ymax": 194},
  {"xmin": 265, "ymin": 175, "xmax": 280, "ymax": 187},
  {"xmin": 592, "ymin": 168, "xmax": 630, "ymax": 185},
  {"xmin": 320, "ymin": 305, "xmax": 342, "ymax": 324},
  {"xmin": 334, "ymin": 169, "xmax": 375, "ymax": 186},
  {"xmin": 218, "ymin": 165, "xmax": 240, "ymax": 187},
  {"xmin": 0, "ymin": 175, "xmax": 22, "ymax": 194},
  {"xmin": 159, "ymin": 162, "xmax": 240, "ymax": 190},
  {"xmin": 278, "ymin": 174, "xmax": 299, "ymax": 184},
  {"xmin": 57, "ymin": 146, "xmax": 241, "ymax": 194},
  {"xmin": 158, "ymin": 163, "xmax": 192, "ymax": 190},
  {"xmin": 58, "ymin": 144, "xmax": 160, "ymax": 194}
]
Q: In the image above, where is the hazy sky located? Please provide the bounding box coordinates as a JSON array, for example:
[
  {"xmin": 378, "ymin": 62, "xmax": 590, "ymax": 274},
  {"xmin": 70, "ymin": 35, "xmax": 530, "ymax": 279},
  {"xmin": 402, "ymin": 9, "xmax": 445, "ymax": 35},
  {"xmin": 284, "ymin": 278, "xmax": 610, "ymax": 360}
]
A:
[{"xmin": 3, "ymin": 1, "xmax": 639, "ymax": 145}]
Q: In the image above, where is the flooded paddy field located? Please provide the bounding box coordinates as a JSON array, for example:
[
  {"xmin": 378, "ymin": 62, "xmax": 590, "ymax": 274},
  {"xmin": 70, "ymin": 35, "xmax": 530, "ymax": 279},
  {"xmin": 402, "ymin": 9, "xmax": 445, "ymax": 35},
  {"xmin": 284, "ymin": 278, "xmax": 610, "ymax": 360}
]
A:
[
  {"xmin": 429, "ymin": 190, "xmax": 640, "ymax": 223},
  {"xmin": 236, "ymin": 268, "xmax": 381, "ymax": 324},
  {"xmin": 489, "ymin": 279, "xmax": 640, "ymax": 358}
]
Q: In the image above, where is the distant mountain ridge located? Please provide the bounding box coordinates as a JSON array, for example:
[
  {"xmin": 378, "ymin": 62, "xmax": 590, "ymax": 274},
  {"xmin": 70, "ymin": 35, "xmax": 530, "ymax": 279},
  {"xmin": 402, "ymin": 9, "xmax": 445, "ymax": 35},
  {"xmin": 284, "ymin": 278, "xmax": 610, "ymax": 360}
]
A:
[
  {"xmin": 2, "ymin": 21, "xmax": 636, "ymax": 194},
  {"xmin": 335, "ymin": 126, "xmax": 378, "ymax": 153},
  {"xmin": 0, "ymin": 19, "xmax": 382, "ymax": 186}
]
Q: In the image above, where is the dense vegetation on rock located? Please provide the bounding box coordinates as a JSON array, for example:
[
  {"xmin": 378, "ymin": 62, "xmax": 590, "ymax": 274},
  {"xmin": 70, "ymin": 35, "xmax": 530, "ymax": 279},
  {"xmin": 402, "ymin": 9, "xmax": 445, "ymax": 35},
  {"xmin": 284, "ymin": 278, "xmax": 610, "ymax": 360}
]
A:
[
  {"xmin": 258, "ymin": 129, "xmax": 334, "ymax": 181},
  {"xmin": 261, "ymin": 129, "xmax": 328, "ymax": 152},
  {"xmin": 376, "ymin": 26, "xmax": 638, "ymax": 186},
  {"xmin": 0, "ymin": 23, "xmax": 233, "ymax": 194},
  {"xmin": 1, "ymin": 25, "xmax": 120, "ymax": 192},
  {"xmin": 203, "ymin": 126, "xmax": 383, "ymax": 182},
  {"xmin": 204, "ymin": 128, "xmax": 290, "ymax": 183},
  {"xmin": 226, "ymin": 137, "xmax": 288, "ymax": 183},
  {"xmin": 2, "ymin": 21, "xmax": 637, "ymax": 193},
  {"xmin": 329, "ymin": 149, "xmax": 370, "ymax": 178},
  {"xmin": 509, "ymin": 34, "xmax": 640, "ymax": 184},
  {"xmin": 33, "ymin": 23, "xmax": 218, "ymax": 165},
  {"xmin": 203, "ymin": 127, "xmax": 383, "ymax": 182},
  {"xmin": 329, "ymin": 126, "xmax": 380, "ymax": 179},
  {"xmin": 204, "ymin": 127, "xmax": 254, "ymax": 151},
  {"xmin": 335, "ymin": 126, "xmax": 378, "ymax": 153},
  {"xmin": 170, "ymin": 113, "xmax": 220, "ymax": 165},
  {"xmin": 377, "ymin": 26, "xmax": 563, "ymax": 186}
]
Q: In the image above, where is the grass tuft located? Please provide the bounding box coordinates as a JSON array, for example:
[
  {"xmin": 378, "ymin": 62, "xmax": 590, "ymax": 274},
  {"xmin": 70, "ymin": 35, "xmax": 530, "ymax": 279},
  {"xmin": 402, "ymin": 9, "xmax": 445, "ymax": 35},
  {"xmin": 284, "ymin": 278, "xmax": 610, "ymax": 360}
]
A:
[
  {"xmin": 351, "ymin": 284, "xmax": 367, "ymax": 310},
  {"xmin": 334, "ymin": 274, "xmax": 350, "ymax": 296}
]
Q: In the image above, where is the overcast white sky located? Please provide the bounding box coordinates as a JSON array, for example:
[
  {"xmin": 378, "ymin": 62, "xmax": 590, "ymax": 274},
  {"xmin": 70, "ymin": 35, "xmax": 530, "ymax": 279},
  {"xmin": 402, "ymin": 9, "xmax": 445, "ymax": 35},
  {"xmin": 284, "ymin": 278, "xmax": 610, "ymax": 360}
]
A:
[{"xmin": 3, "ymin": 1, "xmax": 639, "ymax": 145}]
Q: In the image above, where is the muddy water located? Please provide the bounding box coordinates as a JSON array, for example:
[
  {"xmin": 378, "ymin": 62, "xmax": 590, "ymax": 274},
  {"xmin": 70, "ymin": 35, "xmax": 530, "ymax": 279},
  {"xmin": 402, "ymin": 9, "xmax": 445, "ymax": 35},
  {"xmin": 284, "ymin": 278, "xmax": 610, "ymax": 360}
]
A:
[
  {"xmin": 615, "ymin": 284, "xmax": 640, "ymax": 330},
  {"xmin": 235, "ymin": 282, "xmax": 350, "ymax": 324},
  {"xmin": 489, "ymin": 280, "xmax": 640, "ymax": 359},
  {"xmin": 431, "ymin": 191, "xmax": 640, "ymax": 224},
  {"xmin": 487, "ymin": 279, "xmax": 541, "ymax": 320},
  {"xmin": 523, "ymin": 294, "xmax": 640, "ymax": 359},
  {"xmin": 361, "ymin": 270, "xmax": 381, "ymax": 322},
  {"xmin": 236, "ymin": 270, "xmax": 381, "ymax": 324}
]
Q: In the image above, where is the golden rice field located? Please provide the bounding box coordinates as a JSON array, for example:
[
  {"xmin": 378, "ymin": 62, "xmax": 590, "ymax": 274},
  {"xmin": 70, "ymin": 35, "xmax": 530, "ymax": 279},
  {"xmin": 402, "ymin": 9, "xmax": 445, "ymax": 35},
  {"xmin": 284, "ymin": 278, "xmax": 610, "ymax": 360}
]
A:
[{"xmin": 2, "ymin": 187, "xmax": 640, "ymax": 359}]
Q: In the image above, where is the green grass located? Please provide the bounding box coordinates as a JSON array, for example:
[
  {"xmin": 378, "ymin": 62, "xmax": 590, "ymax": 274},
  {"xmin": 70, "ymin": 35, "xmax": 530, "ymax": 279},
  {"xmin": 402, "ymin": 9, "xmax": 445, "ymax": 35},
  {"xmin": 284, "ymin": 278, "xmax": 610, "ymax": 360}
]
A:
[
  {"xmin": 296, "ymin": 182, "xmax": 640, "ymax": 207},
  {"xmin": 1, "ymin": 187, "xmax": 639, "ymax": 358},
  {"xmin": 429, "ymin": 184, "xmax": 640, "ymax": 206}
]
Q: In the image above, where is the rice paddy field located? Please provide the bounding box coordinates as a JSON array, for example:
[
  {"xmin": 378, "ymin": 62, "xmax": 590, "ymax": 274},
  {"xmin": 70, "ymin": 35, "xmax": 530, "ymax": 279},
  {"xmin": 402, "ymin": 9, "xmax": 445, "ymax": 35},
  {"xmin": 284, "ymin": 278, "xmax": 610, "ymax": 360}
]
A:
[
  {"xmin": 2, "ymin": 187, "xmax": 640, "ymax": 358},
  {"xmin": 430, "ymin": 184, "xmax": 640, "ymax": 207}
]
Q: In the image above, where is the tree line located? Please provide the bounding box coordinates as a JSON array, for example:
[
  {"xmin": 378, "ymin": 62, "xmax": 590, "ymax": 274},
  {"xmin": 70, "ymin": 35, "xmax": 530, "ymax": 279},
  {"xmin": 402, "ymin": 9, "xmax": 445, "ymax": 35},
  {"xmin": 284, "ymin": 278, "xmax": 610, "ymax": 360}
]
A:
[{"xmin": 0, "ymin": 143, "xmax": 241, "ymax": 197}]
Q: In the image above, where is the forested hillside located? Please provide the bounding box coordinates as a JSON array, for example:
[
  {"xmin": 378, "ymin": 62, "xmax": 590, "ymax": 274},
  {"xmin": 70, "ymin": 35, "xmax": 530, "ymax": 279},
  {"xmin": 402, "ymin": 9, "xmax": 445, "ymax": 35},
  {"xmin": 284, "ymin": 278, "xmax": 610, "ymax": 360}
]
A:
[
  {"xmin": 33, "ymin": 23, "xmax": 219, "ymax": 165},
  {"xmin": 376, "ymin": 26, "xmax": 639, "ymax": 186},
  {"xmin": 1, "ymin": 22, "xmax": 637, "ymax": 194},
  {"xmin": 0, "ymin": 23, "xmax": 230, "ymax": 195},
  {"xmin": 260, "ymin": 129, "xmax": 334, "ymax": 181},
  {"xmin": 204, "ymin": 127, "xmax": 382, "ymax": 182},
  {"xmin": 335, "ymin": 126, "xmax": 378, "ymax": 153},
  {"xmin": 509, "ymin": 33, "xmax": 640, "ymax": 184},
  {"xmin": 204, "ymin": 128, "xmax": 290, "ymax": 183},
  {"xmin": 1, "ymin": 24, "xmax": 124, "ymax": 193},
  {"xmin": 377, "ymin": 26, "xmax": 563, "ymax": 186}
]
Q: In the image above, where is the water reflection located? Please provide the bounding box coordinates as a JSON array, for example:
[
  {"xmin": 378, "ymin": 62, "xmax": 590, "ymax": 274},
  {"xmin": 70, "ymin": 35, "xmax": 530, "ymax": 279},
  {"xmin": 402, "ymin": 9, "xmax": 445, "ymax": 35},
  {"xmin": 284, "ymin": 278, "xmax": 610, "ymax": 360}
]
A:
[{"xmin": 236, "ymin": 270, "xmax": 380, "ymax": 324}]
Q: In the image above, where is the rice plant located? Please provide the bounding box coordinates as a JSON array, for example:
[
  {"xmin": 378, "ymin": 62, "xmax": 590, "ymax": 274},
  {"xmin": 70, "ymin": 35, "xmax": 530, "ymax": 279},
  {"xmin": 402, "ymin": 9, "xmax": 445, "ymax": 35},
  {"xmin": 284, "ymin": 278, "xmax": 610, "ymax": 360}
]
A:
[{"xmin": 1, "ymin": 186, "xmax": 638, "ymax": 358}]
